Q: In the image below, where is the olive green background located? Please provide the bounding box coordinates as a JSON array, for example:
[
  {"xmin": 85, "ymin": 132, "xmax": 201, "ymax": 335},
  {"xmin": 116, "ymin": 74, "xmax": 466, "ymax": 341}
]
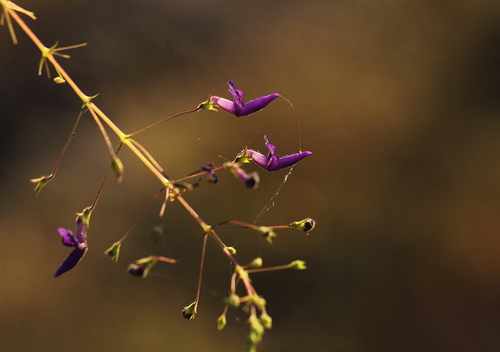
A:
[{"xmin": 1, "ymin": 1, "xmax": 500, "ymax": 351}]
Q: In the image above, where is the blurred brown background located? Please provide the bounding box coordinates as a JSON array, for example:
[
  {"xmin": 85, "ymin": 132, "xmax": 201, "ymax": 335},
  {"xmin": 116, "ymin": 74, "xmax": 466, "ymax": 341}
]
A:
[{"xmin": 1, "ymin": 0, "xmax": 500, "ymax": 351}]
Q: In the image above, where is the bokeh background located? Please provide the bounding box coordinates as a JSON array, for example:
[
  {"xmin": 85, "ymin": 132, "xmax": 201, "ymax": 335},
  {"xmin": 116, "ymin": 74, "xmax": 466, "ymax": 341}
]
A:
[{"xmin": 1, "ymin": 0, "xmax": 500, "ymax": 351}]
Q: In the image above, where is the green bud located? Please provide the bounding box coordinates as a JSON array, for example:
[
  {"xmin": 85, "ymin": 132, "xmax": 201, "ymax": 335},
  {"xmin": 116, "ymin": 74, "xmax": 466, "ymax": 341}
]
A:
[
  {"xmin": 249, "ymin": 316, "xmax": 265, "ymax": 337},
  {"xmin": 173, "ymin": 181, "xmax": 194, "ymax": 191},
  {"xmin": 291, "ymin": 217, "xmax": 316, "ymax": 233},
  {"xmin": 251, "ymin": 295, "xmax": 266, "ymax": 309},
  {"xmin": 111, "ymin": 157, "xmax": 124, "ymax": 183},
  {"xmin": 217, "ymin": 314, "xmax": 227, "ymax": 331},
  {"xmin": 290, "ymin": 260, "xmax": 307, "ymax": 270},
  {"xmin": 224, "ymin": 294, "xmax": 240, "ymax": 308},
  {"xmin": 151, "ymin": 225, "xmax": 164, "ymax": 244},
  {"xmin": 244, "ymin": 336, "xmax": 258, "ymax": 352},
  {"xmin": 259, "ymin": 313, "xmax": 272, "ymax": 329},
  {"xmin": 226, "ymin": 246, "xmax": 237, "ymax": 255},
  {"xmin": 181, "ymin": 302, "xmax": 198, "ymax": 320},
  {"xmin": 104, "ymin": 241, "xmax": 121, "ymax": 262},
  {"xmin": 30, "ymin": 176, "xmax": 51, "ymax": 195},
  {"xmin": 54, "ymin": 76, "xmax": 65, "ymax": 84},
  {"xmin": 127, "ymin": 256, "xmax": 157, "ymax": 278},
  {"xmin": 259, "ymin": 227, "xmax": 277, "ymax": 244},
  {"xmin": 250, "ymin": 257, "xmax": 263, "ymax": 268}
]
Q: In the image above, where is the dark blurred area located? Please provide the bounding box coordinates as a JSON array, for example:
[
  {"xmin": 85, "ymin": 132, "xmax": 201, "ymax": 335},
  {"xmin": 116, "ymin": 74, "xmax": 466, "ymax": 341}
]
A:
[{"xmin": 1, "ymin": 0, "xmax": 500, "ymax": 351}]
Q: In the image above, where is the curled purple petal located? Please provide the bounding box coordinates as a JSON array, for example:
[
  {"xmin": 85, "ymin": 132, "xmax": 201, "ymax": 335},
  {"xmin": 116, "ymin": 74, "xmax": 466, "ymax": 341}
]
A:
[
  {"xmin": 264, "ymin": 135, "xmax": 276, "ymax": 156},
  {"xmin": 54, "ymin": 246, "xmax": 88, "ymax": 277},
  {"xmin": 58, "ymin": 228, "xmax": 76, "ymax": 247},
  {"xmin": 228, "ymin": 80, "xmax": 244, "ymax": 110}
]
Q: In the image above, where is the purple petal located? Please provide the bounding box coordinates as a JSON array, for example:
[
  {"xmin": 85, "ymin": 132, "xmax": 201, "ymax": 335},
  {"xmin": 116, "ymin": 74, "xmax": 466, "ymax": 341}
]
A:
[
  {"xmin": 268, "ymin": 151, "xmax": 313, "ymax": 171},
  {"xmin": 228, "ymin": 81, "xmax": 244, "ymax": 108},
  {"xmin": 238, "ymin": 93, "xmax": 279, "ymax": 117},
  {"xmin": 58, "ymin": 228, "xmax": 76, "ymax": 247},
  {"xmin": 264, "ymin": 135, "xmax": 276, "ymax": 157},
  {"xmin": 75, "ymin": 216, "xmax": 86, "ymax": 245},
  {"xmin": 211, "ymin": 96, "xmax": 238, "ymax": 114},
  {"xmin": 246, "ymin": 150, "xmax": 272, "ymax": 169},
  {"xmin": 54, "ymin": 246, "xmax": 88, "ymax": 277}
]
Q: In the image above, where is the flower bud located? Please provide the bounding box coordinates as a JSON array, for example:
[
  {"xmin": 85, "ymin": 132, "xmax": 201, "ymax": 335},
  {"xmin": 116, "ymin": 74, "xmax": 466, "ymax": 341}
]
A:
[
  {"xmin": 226, "ymin": 246, "xmax": 237, "ymax": 255},
  {"xmin": 30, "ymin": 176, "xmax": 50, "ymax": 195},
  {"xmin": 224, "ymin": 294, "xmax": 240, "ymax": 308},
  {"xmin": 104, "ymin": 241, "xmax": 121, "ymax": 262},
  {"xmin": 259, "ymin": 313, "xmax": 272, "ymax": 329},
  {"xmin": 259, "ymin": 227, "xmax": 276, "ymax": 244},
  {"xmin": 181, "ymin": 302, "xmax": 198, "ymax": 320},
  {"xmin": 250, "ymin": 257, "xmax": 263, "ymax": 268},
  {"xmin": 111, "ymin": 157, "xmax": 124, "ymax": 183},
  {"xmin": 291, "ymin": 217, "xmax": 316, "ymax": 233},
  {"xmin": 249, "ymin": 316, "xmax": 265, "ymax": 337},
  {"xmin": 251, "ymin": 295, "xmax": 266, "ymax": 309},
  {"xmin": 54, "ymin": 76, "xmax": 65, "ymax": 84},
  {"xmin": 290, "ymin": 260, "xmax": 307, "ymax": 270},
  {"xmin": 127, "ymin": 256, "xmax": 157, "ymax": 278},
  {"xmin": 151, "ymin": 225, "xmax": 164, "ymax": 244},
  {"xmin": 217, "ymin": 315, "xmax": 227, "ymax": 331}
]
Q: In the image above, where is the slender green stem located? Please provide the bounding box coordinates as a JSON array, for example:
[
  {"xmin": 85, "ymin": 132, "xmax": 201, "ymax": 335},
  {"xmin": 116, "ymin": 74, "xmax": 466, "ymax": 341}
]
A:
[
  {"xmin": 195, "ymin": 234, "xmax": 209, "ymax": 303},
  {"xmin": 88, "ymin": 105, "xmax": 118, "ymax": 160},
  {"xmin": 174, "ymin": 165, "xmax": 225, "ymax": 183},
  {"xmin": 153, "ymin": 232, "xmax": 208, "ymax": 265},
  {"xmin": 90, "ymin": 104, "xmax": 171, "ymax": 186},
  {"xmin": 129, "ymin": 138, "xmax": 170, "ymax": 180},
  {"xmin": 87, "ymin": 143, "xmax": 123, "ymax": 213},
  {"xmin": 43, "ymin": 108, "xmax": 83, "ymax": 180},
  {"xmin": 118, "ymin": 187, "xmax": 165, "ymax": 243},
  {"xmin": 246, "ymin": 264, "xmax": 293, "ymax": 274},
  {"xmin": 129, "ymin": 108, "xmax": 201, "ymax": 137}
]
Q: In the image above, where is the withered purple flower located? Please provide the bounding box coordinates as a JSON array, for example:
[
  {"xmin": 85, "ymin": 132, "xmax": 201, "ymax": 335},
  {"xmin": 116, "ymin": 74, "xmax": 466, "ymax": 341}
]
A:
[
  {"xmin": 225, "ymin": 162, "xmax": 260, "ymax": 189},
  {"xmin": 211, "ymin": 81, "xmax": 279, "ymax": 117},
  {"xmin": 246, "ymin": 136, "xmax": 312, "ymax": 172},
  {"xmin": 54, "ymin": 216, "xmax": 88, "ymax": 277}
]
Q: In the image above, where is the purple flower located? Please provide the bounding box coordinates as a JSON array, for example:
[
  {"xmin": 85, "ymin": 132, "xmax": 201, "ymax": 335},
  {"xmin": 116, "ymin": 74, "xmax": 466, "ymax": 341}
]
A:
[
  {"xmin": 211, "ymin": 81, "xmax": 279, "ymax": 117},
  {"xmin": 54, "ymin": 216, "xmax": 88, "ymax": 277},
  {"xmin": 246, "ymin": 136, "xmax": 312, "ymax": 172}
]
